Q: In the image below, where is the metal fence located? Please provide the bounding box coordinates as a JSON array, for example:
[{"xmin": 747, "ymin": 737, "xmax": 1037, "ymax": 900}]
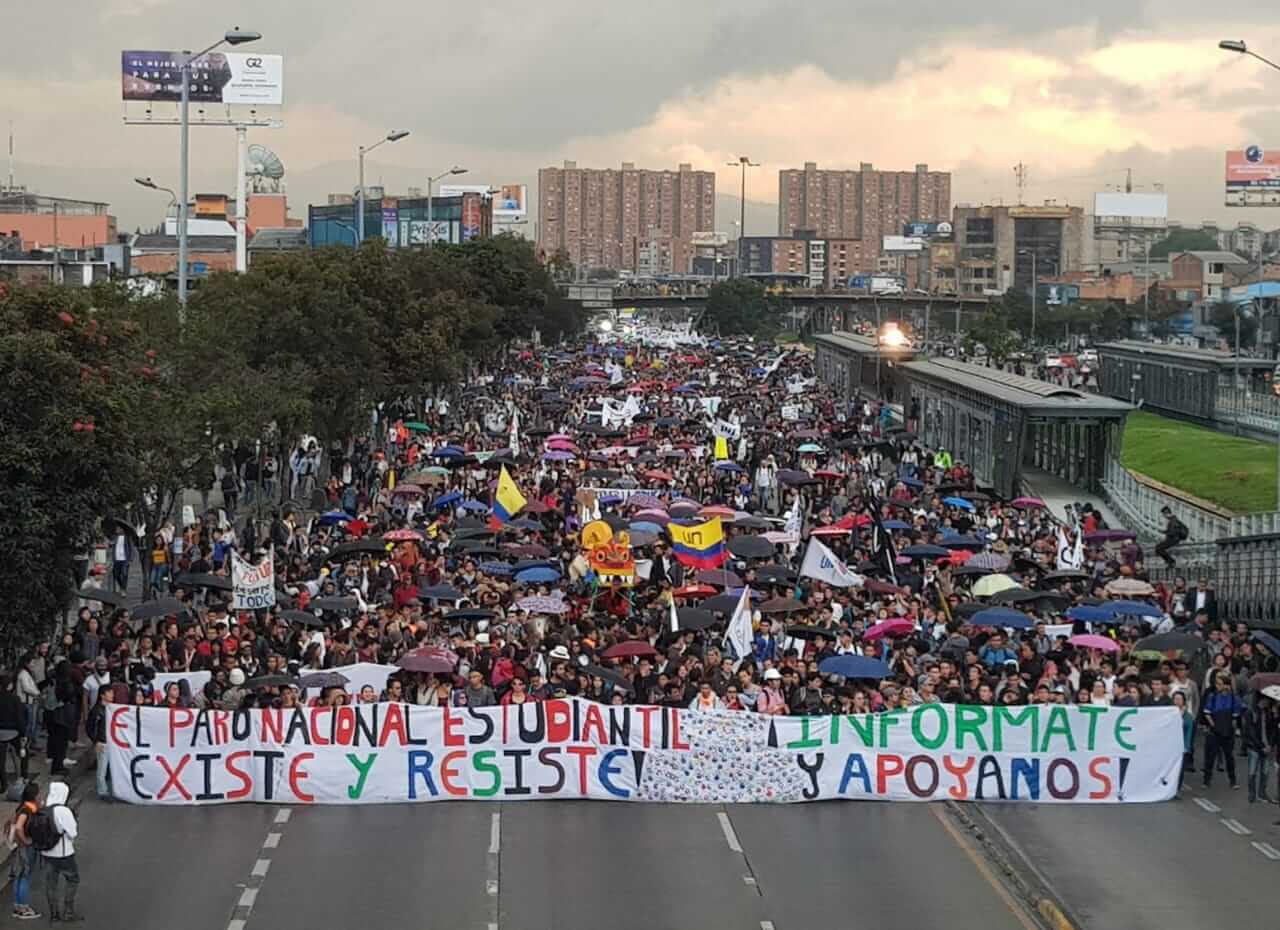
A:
[
  {"xmin": 1099, "ymin": 457, "xmax": 1232, "ymax": 542},
  {"xmin": 1214, "ymin": 386, "xmax": 1280, "ymax": 434}
]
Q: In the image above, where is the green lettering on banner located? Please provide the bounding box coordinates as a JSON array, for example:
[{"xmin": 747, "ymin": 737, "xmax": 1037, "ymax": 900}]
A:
[
  {"xmin": 345, "ymin": 753, "xmax": 377, "ymax": 800},
  {"xmin": 1038, "ymin": 706, "xmax": 1077, "ymax": 753},
  {"xmin": 839, "ymin": 713, "xmax": 876, "ymax": 748},
  {"xmin": 878, "ymin": 709, "xmax": 904, "ymax": 747},
  {"xmin": 472, "ymin": 750, "xmax": 501, "ymax": 797},
  {"xmin": 910, "ymin": 704, "xmax": 949, "ymax": 750},
  {"xmin": 1113, "ymin": 708, "xmax": 1137, "ymax": 751},
  {"xmin": 1076, "ymin": 704, "xmax": 1106, "ymax": 751},
  {"xmin": 953, "ymin": 705, "xmax": 989, "ymax": 751},
  {"xmin": 991, "ymin": 705, "xmax": 1038, "ymax": 753},
  {"xmin": 787, "ymin": 716, "xmax": 823, "ymax": 750}
]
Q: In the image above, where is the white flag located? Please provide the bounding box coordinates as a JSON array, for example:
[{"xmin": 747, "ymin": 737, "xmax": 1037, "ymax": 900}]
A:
[
  {"xmin": 231, "ymin": 545, "xmax": 275, "ymax": 610},
  {"xmin": 508, "ymin": 407, "xmax": 520, "ymax": 457},
  {"xmin": 1056, "ymin": 527, "xmax": 1084, "ymax": 570},
  {"xmin": 669, "ymin": 595, "xmax": 680, "ymax": 634},
  {"xmin": 799, "ymin": 538, "xmax": 864, "ymax": 588},
  {"xmin": 723, "ymin": 585, "xmax": 753, "ymax": 667}
]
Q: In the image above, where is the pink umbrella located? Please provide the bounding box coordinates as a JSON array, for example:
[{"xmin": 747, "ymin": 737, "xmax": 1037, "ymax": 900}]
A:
[
  {"xmin": 1011, "ymin": 497, "xmax": 1045, "ymax": 509},
  {"xmin": 864, "ymin": 618, "xmax": 915, "ymax": 640},
  {"xmin": 548, "ymin": 433, "xmax": 573, "ymax": 442},
  {"xmin": 634, "ymin": 509, "xmax": 671, "ymax": 522},
  {"xmin": 383, "ymin": 528, "xmax": 424, "ymax": 542},
  {"xmin": 811, "ymin": 525, "xmax": 851, "ymax": 537},
  {"xmin": 1070, "ymin": 634, "xmax": 1119, "ymax": 652}
]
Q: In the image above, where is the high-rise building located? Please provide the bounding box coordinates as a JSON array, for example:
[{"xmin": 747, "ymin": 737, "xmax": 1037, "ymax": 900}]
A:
[
  {"xmin": 538, "ymin": 161, "xmax": 715, "ymax": 273},
  {"xmin": 776, "ymin": 162, "xmax": 950, "ymax": 274},
  {"xmin": 951, "ymin": 203, "xmax": 1086, "ymax": 297}
]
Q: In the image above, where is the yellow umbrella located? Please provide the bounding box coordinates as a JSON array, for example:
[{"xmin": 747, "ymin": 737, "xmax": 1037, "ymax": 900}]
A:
[{"xmin": 972, "ymin": 573, "xmax": 1019, "ymax": 598}]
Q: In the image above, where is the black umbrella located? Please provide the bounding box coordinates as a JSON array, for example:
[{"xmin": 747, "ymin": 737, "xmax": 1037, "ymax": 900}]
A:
[
  {"xmin": 728, "ymin": 535, "xmax": 775, "ymax": 560},
  {"xmin": 786, "ymin": 624, "xmax": 836, "ymax": 640},
  {"xmin": 445, "ymin": 608, "xmax": 497, "ymax": 623},
  {"xmin": 583, "ymin": 468, "xmax": 622, "ymax": 481},
  {"xmin": 759, "ymin": 596, "xmax": 805, "ymax": 614},
  {"xmin": 280, "ymin": 609, "xmax": 326, "ymax": 628},
  {"xmin": 582, "ymin": 665, "xmax": 633, "ymax": 692},
  {"xmin": 328, "ymin": 540, "xmax": 389, "ymax": 562},
  {"xmin": 901, "ymin": 544, "xmax": 951, "ymax": 559},
  {"xmin": 952, "ymin": 564, "xmax": 993, "ymax": 577},
  {"xmin": 299, "ymin": 671, "xmax": 350, "ymax": 689},
  {"xmin": 245, "ymin": 674, "xmax": 297, "ymax": 690},
  {"xmin": 420, "ymin": 584, "xmax": 464, "ymax": 601},
  {"xmin": 1134, "ymin": 632, "xmax": 1208, "ymax": 655},
  {"xmin": 129, "ymin": 597, "xmax": 190, "ymax": 622},
  {"xmin": 952, "ymin": 601, "xmax": 986, "ymax": 618},
  {"xmin": 312, "ymin": 596, "xmax": 360, "ymax": 612},
  {"xmin": 453, "ymin": 527, "xmax": 498, "ymax": 540},
  {"xmin": 988, "ymin": 587, "xmax": 1041, "ymax": 605},
  {"xmin": 173, "ymin": 572, "xmax": 233, "ymax": 592},
  {"xmin": 732, "ymin": 514, "xmax": 771, "ymax": 530},
  {"xmin": 754, "ymin": 565, "xmax": 798, "ymax": 584},
  {"xmin": 676, "ymin": 608, "xmax": 717, "ymax": 630},
  {"xmin": 1040, "ymin": 570, "xmax": 1090, "ymax": 584},
  {"xmin": 76, "ymin": 585, "xmax": 127, "ymax": 608},
  {"xmin": 699, "ymin": 594, "xmax": 742, "ymax": 614}
]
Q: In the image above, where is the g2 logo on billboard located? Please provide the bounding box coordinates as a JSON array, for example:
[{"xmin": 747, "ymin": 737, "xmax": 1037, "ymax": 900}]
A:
[
  {"xmin": 1246, "ymin": 145, "xmax": 1265, "ymax": 163},
  {"xmin": 245, "ymin": 57, "xmax": 264, "ymax": 69}
]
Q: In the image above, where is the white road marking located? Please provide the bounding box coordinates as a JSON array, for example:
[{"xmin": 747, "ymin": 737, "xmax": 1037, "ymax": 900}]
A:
[
  {"xmin": 238, "ymin": 889, "xmax": 258, "ymax": 908},
  {"xmin": 1221, "ymin": 818, "xmax": 1252, "ymax": 836},
  {"xmin": 486, "ymin": 879, "xmax": 499, "ymax": 896},
  {"xmin": 761, "ymin": 923, "xmax": 776, "ymax": 930},
  {"xmin": 274, "ymin": 808, "xmax": 292, "ymax": 824},
  {"xmin": 717, "ymin": 811, "xmax": 742, "ymax": 852},
  {"xmin": 227, "ymin": 921, "xmax": 246, "ymax": 930},
  {"xmin": 251, "ymin": 858, "xmax": 271, "ymax": 878},
  {"xmin": 743, "ymin": 875, "xmax": 756, "ymax": 886},
  {"xmin": 1252, "ymin": 841, "xmax": 1280, "ymax": 861},
  {"xmin": 489, "ymin": 812, "xmax": 501, "ymax": 854},
  {"xmin": 488, "ymin": 924, "xmax": 499, "ymax": 930},
  {"xmin": 263, "ymin": 832, "xmax": 281, "ymax": 849},
  {"xmin": 1193, "ymin": 797, "xmax": 1221, "ymax": 813}
]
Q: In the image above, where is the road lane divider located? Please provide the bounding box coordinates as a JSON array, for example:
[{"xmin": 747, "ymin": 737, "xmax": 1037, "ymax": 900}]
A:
[
  {"xmin": 226, "ymin": 806, "xmax": 291, "ymax": 930},
  {"xmin": 716, "ymin": 811, "xmax": 742, "ymax": 852}
]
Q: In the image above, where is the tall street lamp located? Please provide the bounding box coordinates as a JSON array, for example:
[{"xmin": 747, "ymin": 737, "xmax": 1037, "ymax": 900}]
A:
[
  {"xmin": 1219, "ymin": 39, "xmax": 1280, "ymax": 72},
  {"xmin": 176, "ymin": 27, "xmax": 260, "ymax": 311},
  {"xmin": 727, "ymin": 156, "xmax": 758, "ymax": 276},
  {"xmin": 427, "ymin": 166, "xmax": 467, "ymax": 244},
  {"xmin": 135, "ymin": 176, "xmax": 177, "ymax": 209},
  {"xmin": 357, "ymin": 130, "xmax": 410, "ymax": 242},
  {"xmin": 1018, "ymin": 248, "xmax": 1038, "ymax": 346}
]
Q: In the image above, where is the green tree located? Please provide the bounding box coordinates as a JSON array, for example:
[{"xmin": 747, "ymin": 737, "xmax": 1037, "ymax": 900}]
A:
[
  {"xmin": 1149, "ymin": 228, "xmax": 1222, "ymax": 260},
  {"xmin": 1208, "ymin": 300, "xmax": 1256, "ymax": 348},
  {"xmin": 702, "ymin": 278, "xmax": 784, "ymax": 338}
]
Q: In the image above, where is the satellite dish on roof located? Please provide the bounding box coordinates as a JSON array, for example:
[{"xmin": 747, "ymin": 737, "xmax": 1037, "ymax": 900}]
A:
[{"xmin": 247, "ymin": 144, "xmax": 285, "ymax": 192}]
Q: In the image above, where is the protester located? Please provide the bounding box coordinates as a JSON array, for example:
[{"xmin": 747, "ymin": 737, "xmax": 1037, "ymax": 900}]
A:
[
  {"xmin": 6, "ymin": 781, "xmax": 41, "ymax": 920},
  {"xmin": 33, "ymin": 781, "xmax": 79, "ymax": 922}
]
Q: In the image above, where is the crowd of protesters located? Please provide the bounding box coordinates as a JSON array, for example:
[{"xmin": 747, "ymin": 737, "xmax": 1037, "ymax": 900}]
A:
[{"xmin": 13, "ymin": 325, "xmax": 1280, "ymax": 844}]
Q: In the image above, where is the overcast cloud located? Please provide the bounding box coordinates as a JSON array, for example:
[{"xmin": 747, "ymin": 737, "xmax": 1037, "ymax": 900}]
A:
[{"xmin": 5, "ymin": 1, "xmax": 1280, "ymax": 232}]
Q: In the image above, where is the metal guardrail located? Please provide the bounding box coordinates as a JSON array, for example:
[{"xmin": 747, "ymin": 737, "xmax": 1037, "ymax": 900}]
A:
[
  {"xmin": 1099, "ymin": 457, "xmax": 1232, "ymax": 542},
  {"xmin": 1214, "ymin": 386, "xmax": 1280, "ymax": 434}
]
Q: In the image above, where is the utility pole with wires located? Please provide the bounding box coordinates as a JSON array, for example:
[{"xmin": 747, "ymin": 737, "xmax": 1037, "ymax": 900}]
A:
[{"xmin": 1013, "ymin": 163, "xmax": 1028, "ymax": 205}]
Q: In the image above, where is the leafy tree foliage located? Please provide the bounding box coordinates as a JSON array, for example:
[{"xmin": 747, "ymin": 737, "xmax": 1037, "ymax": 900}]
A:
[{"xmin": 702, "ymin": 278, "xmax": 785, "ymax": 338}]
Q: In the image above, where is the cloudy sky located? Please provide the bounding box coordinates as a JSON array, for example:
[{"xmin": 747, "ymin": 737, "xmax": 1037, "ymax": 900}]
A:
[{"xmin": 6, "ymin": 1, "xmax": 1280, "ymax": 235}]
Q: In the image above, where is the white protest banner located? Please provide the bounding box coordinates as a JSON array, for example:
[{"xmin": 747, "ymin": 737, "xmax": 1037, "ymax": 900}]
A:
[
  {"xmin": 106, "ymin": 699, "xmax": 1181, "ymax": 805},
  {"xmin": 713, "ymin": 419, "xmax": 741, "ymax": 441},
  {"xmin": 232, "ymin": 546, "xmax": 275, "ymax": 610},
  {"xmin": 781, "ymin": 404, "xmax": 801, "ymax": 421}
]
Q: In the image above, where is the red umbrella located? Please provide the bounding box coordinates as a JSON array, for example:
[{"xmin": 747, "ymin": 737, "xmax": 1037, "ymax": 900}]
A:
[
  {"xmin": 864, "ymin": 618, "xmax": 915, "ymax": 640},
  {"xmin": 811, "ymin": 525, "xmax": 850, "ymax": 537},
  {"xmin": 643, "ymin": 469, "xmax": 674, "ymax": 482},
  {"xmin": 674, "ymin": 584, "xmax": 717, "ymax": 597},
  {"xmin": 865, "ymin": 579, "xmax": 906, "ymax": 596},
  {"xmin": 383, "ymin": 528, "xmax": 424, "ymax": 542},
  {"xmin": 396, "ymin": 647, "xmax": 459, "ymax": 674},
  {"xmin": 814, "ymin": 469, "xmax": 842, "ymax": 480},
  {"xmin": 699, "ymin": 505, "xmax": 735, "ymax": 519},
  {"xmin": 1011, "ymin": 497, "xmax": 1045, "ymax": 509},
  {"xmin": 603, "ymin": 641, "xmax": 660, "ymax": 659}
]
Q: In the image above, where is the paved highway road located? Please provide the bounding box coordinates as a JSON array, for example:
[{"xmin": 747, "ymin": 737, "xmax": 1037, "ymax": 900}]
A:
[{"xmin": 0, "ymin": 797, "xmax": 1038, "ymax": 930}]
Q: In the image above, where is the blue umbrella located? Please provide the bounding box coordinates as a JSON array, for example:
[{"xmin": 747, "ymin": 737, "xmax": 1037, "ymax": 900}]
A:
[
  {"xmin": 431, "ymin": 491, "xmax": 462, "ymax": 510},
  {"xmin": 818, "ymin": 655, "xmax": 891, "ymax": 679},
  {"xmin": 419, "ymin": 584, "xmax": 463, "ymax": 601},
  {"xmin": 898, "ymin": 477, "xmax": 924, "ymax": 489},
  {"xmin": 543, "ymin": 450, "xmax": 575, "ymax": 462},
  {"xmin": 512, "ymin": 559, "xmax": 557, "ymax": 572},
  {"xmin": 515, "ymin": 566, "xmax": 561, "ymax": 584},
  {"xmin": 941, "ymin": 533, "xmax": 985, "ymax": 550},
  {"xmin": 478, "ymin": 561, "xmax": 513, "ymax": 576},
  {"xmin": 1251, "ymin": 630, "xmax": 1280, "ymax": 656},
  {"xmin": 726, "ymin": 587, "xmax": 765, "ymax": 600},
  {"xmin": 1108, "ymin": 600, "xmax": 1162, "ymax": 618},
  {"xmin": 902, "ymin": 544, "xmax": 951, "ymax": 559},
  {"xmin": 943, "ymin": 496, "xmax": 976, "ymax": 512},
  {"xmin": 1065, "ymin": 605, "xmax": 1118, "ymax": 624},
  {"xmin": 882, "ymin": 519, "xmax": 911, "ymax": 531},
  {"xmin": 714, "ymin": 461, "xmax": 744, "ymax": 473},
  {"xmin": 797, "ymin": 443, "xmax": 825, "ymax": 454},
  {"xmin": 432, "ymin": 447, "xmax": 466, "ymax": 459},
  {"xmin": 460, "ymin": 500, "xmax": 489, "ymax": 512},
  {"xmin": 630, "ymin": 521, "xmax": 663, "ymax": 535},
  {"xmin": 509, "ymin": 517, "xmax": 543, "ymax": 531},
  {"xmin": 599, "ymin": 494, "xmax": 624, "ymax": 506},
  {"xmin": 318, "ymin": 510, "xmax": 349, "ymax": 525},
  {"xmin": 971, "ymin": 607, "xmax": 1034, "ymax": 629}
]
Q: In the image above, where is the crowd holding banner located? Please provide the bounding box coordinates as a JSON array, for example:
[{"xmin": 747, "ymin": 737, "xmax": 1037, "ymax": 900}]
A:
[{"xmin": 52, "ymin": 322, "xmax": 1280, "ymax": 814}]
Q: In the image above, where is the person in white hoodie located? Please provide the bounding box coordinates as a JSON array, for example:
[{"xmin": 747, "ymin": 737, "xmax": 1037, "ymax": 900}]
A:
[{"xmin": 40, "ymin": 782, "xmax": 80, "ymax": 922}]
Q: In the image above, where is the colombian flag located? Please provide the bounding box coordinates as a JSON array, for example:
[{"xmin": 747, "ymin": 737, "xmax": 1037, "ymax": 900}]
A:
[
  {"xmin": 667, "ymin": 517, "xmax": 728, "ymax": 569},
  {"xmin": 490, "ymin": 466, "xmax": 528, "ymax": 530}
]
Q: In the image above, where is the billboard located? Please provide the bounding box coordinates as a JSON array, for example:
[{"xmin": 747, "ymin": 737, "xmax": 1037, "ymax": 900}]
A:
[
  {"xmin": 461, "ymin": 193, "xmax": 483, "ymax": 242},
  {"xmin": 381, "ymin": 200, "xmax": 399, "ymax": 247},
  {"xmin": 405, "ymin": 220, "xmax": 456, "ymax": 245},
  {"xmin": 902, "ymin": 221, "xmax": 953, "ymax": 239},
  {"xmin": 690, "ymin": 231, "xmax": 729, "ymax": 247},
  {"xmin": 121, "ymin": 51, "xmax": 284, "ymax": 105},
  {"xmin": 882, "ymin": 235, "xmax": 925, "ymax": 253},
  {"xmin": 1226, "ymin": 146, "xmax": 1280, "ymax": 206},
  {"xmin": 1093, "ymin": 192, "xmax": 1168, "ymax": 221},
  {"xmin": 437, "ymin": 183, "xmax": 527, "ymax": 219}
]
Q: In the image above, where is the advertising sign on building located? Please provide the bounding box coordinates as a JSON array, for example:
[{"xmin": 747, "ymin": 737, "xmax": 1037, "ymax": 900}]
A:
[
  {"xmin": 121, "ymin": 51, "xmax": 284, "ymax": 105},
  {"xmin": 690, "ymin": 231, "xmax": 729, "ymax": 247},
  {"xmin": 1226, "ymin": 146, "xmax": 1280, "ymax": 206},
  {"xmin": 461, "ymin": 193, "xmax": 483, "ymax": 242},
  {"xmin": 381, "ymin": 200, "xmax": 399, "ymax": 247},
  {"xmin": 882, "ymin": 235, "xmax": 925, "ymax": 253},
  {"xmin": 406, "ymin": 220, "xmax": 455, "ymax": 245},
  {"xmin": 438, "ymin": 184, "xmax": 528, "ymax": 220},
  {"xmin": 902, "ymin": 221, "xmax": 953, "ymax": 239}
]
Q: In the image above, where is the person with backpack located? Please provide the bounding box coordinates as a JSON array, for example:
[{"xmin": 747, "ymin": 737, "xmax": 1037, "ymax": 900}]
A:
[
  {"xmin": 6, "ymin": 782, "xmax": 41, "ymax": 920},
  {"xmin": 1156, "ymin": 506, "xmax": 1189, "ymax": 568},
  {"xmin": 30, "ymin": 781, "xmax": 79, "ymax": 923}
]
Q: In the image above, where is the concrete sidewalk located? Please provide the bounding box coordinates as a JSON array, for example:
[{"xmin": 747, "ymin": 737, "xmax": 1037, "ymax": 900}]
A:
[{"xmin": 1021, "ymin": 467, "xmax": 1126, "ymax": 531}]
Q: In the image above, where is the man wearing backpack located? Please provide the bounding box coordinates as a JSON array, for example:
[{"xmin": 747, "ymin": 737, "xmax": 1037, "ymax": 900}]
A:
[
  {"xmin": 1156, "ymin": 506, "xmax": 1189, "ymax": 568},
  {"xmin": 29, "ymin": 782, "xmax": 79, "ymax": 922}
]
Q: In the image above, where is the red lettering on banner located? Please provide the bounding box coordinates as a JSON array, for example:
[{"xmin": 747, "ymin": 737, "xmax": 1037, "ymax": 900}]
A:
[
  {"xmin": 212, "ymin": 710, "xmax": 229, "ymax": 745},
  {"xmin": 167, "ymin": 708, "xmax": 193, "ymax": 748},
  {"xmin": 670, "ymin": 710, "xmax": 689, "ymax": 751},
  {"xmin": 944, "ymin": 756, "xmax": 975, "ymax": 800},
  {"xmin": 440, "ymin": 750, "xmax": 467, "ymax": 796},
  {"xmin": 157, "ymin": 754, "xmax": 192, "ymax": 800},
  {"xmin": 442, "ymin": 706, "xmax": 465, "ymax": 746},
  {"xmin": 260, "ymin": 708, "xmax": 282, "ymax": 744},
  {"xmin": 334, "ymin": 706, "xmax": 355, "ymax": 746},
  {"xmin": 310, "ymin": 707, "xmax": 331, "ymax": 746},
  {"xmin": 546, "ymin": 700, "xmax": 572, "ymax": 743},
  {"xmin": 289, "ymin": 752, "xmax": 315, "ymax": 803},
  {"xmin": 1088, "ymin": 757, "xmax": 1113, "ymax": 799},
  {"xmin": 581, "ymin": 703, "xmax": 608, "ymax": 745},
  {"xmin": 380, "ymin": 703, "xmax": 407, "ymax": 747},
  {"xmin": 637, "ymin": 706, "xmax": 658, "ymax": 748},
  {"xmin": 109, "ymin": 706, "xmax": 130, "ymax": 749},
  {"xmin": 876, "ymin": 754, "xmax": 904, "ymax": 794},
  {"xmin": 225, "ymin": 751, "xmax": 253, "ymax": 799},
  {"xmin": 565, "ymin": 745, "xmax": 598, "ymax": 795}
]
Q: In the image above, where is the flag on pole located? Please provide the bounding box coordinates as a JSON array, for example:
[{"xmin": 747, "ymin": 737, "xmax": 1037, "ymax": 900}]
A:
[
  {"xmin": 867, "ymin": 498, "xmax": 898, "ymax": 585},
  {"xmin": 490, "ymin": 466, "xmax": 527, "ymax": 529},
  {"xmin": 723, "ymin": 585, "xmax": 753, "ymax": 668},
  {"xmin": 666, "ymin": 517, "xmax": 728, "ymax": 569},
  {"xmin": 508, "ymin": 407, "xmax": 520, "ymax": 457},
  {"xmin": 799, "ymin": 538, "xmax": 864, "ymax": 587},
  {"xmin": 1056, "ymin": 527, "xmax": 1085, "ymax": 570}
]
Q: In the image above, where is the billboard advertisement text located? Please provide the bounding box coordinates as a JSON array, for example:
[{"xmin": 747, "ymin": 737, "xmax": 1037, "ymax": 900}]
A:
[{"xmin": 121, "ymin": 51, "xmax": 284, "ymax": 105}]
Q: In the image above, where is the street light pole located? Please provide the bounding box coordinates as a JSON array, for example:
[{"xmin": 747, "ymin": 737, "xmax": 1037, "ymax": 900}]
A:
[
  {"xmin": 176, "ymin": 27, "xmax": 260, "ymax": 312},
  {"xmin": 1219, "ymin": 39, "xmax": 1280, "ymax": 73},
  {"xmin": 356, "ymin": 130, "xmax": 410, "ymax": 243},
  {"xmin": 426, "ymin": 165, "xmax": 467, "ymax": 244},
  {"xmin": 727, "ymin": 157, "xmax": 758, "ymax": 276}
]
